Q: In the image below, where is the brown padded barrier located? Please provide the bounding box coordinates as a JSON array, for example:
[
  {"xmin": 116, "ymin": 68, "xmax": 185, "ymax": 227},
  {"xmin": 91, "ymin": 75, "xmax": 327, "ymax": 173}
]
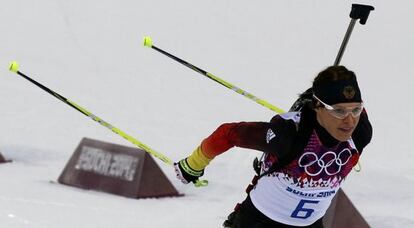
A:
[{"xmin": 58, "ymin": 137, "xmax": 181, "ymax": 198}]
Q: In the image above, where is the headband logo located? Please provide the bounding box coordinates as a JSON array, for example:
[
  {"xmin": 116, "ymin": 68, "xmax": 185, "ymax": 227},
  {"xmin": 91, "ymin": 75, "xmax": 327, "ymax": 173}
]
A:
[{"xmin": 343, "ymin": 86, "xmax": 356, "ymax": 100}]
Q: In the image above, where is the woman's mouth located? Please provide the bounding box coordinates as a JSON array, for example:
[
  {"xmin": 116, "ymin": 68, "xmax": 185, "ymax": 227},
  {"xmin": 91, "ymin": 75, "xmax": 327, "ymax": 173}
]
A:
[{"xmin": 338, "ymin": 127, "xmax": 354, "ymax": 134}]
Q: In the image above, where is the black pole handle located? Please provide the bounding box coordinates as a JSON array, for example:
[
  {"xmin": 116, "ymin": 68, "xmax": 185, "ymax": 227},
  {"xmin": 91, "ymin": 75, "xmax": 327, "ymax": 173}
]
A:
[
  {"xmin": 334, "ymin": 4, "xmax": 375, "ymax": 65},
  {"xmin": 350, "ymin": 4, "xmax": 375, "ymax": 24}
]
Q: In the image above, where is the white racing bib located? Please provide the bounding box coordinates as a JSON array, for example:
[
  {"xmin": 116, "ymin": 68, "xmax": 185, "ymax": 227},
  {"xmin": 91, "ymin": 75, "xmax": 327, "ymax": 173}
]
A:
[{"xmin": 250, "ymin": 131, "xmax": 359, "ymax": 226}]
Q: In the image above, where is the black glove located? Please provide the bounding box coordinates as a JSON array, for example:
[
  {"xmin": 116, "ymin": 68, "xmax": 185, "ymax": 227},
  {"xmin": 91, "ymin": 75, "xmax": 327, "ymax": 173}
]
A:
[{"xmin": 174, "ymin": 158, "xmax": 204, "ymax": 184}]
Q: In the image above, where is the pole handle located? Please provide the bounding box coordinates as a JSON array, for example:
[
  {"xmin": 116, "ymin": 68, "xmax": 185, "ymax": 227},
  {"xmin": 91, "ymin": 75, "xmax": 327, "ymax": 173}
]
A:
[{"xmin": 350, "ymin": 4, "xmax": 375, "ymax": 25}]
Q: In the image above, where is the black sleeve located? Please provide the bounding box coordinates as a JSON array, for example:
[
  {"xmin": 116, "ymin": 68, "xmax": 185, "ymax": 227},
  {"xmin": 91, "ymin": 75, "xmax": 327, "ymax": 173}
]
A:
[
  {"xmin": 352, "ymin": 109, "xmax": 373, "ymax": 153},
  {"xmin": 265, "ymin": 115, "xmax": 298, "ymax": 161}
]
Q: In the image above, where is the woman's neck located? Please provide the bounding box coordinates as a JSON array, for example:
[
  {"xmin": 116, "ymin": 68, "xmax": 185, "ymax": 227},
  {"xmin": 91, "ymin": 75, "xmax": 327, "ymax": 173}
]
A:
[{"xmin": 314, "ymin": 121, "xmax": 340, "ymax": 148}]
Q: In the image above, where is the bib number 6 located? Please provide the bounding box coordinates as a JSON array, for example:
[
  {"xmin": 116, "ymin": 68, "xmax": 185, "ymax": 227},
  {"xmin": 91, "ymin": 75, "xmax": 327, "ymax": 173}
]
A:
[{"xmin": 291, "ymin": 199, "xmax": 320, "ymax": 219}]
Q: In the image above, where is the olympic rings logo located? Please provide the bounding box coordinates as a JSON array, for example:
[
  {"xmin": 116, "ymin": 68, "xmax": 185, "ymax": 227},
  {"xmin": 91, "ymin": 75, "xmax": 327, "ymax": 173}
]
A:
[{"xmin": 298, "ymin": 149, "xmax": 352, "ymax": 176}]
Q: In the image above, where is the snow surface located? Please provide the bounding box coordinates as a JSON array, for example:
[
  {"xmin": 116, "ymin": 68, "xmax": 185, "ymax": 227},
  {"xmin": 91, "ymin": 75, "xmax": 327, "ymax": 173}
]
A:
[{"xmin": 1, "ymin": 0, "xmax": 413, "ymax": 227}]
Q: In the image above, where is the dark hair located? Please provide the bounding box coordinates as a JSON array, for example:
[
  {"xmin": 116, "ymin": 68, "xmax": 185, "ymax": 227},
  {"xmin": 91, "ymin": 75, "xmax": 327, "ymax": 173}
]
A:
[{"xmin": 312, "ymin": 65, "xmax": 357, "ymax": 87}]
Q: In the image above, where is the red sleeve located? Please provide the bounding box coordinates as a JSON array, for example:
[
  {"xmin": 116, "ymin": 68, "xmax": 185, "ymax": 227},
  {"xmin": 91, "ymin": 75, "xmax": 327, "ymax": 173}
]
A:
[{"xmin": 200, "ymin": 122, "xmax": 274, "ymax": 158}]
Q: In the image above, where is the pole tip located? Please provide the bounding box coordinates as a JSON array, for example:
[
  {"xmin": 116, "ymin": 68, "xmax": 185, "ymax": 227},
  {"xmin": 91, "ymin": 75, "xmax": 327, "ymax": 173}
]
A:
[
  {"xmin": 9, "ymin": 61, "xmax": 19, "ymax": 73},
  {"xmin": 143, "ymin": 36, "xmax": 153, "ymax": 47}
]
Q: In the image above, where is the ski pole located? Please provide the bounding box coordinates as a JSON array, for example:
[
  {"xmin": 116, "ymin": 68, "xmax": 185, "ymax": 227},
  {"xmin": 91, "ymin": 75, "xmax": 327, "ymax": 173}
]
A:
[
  {"xmin": 143, "ymin": 37, "xmax": 285, "ymax": 114},
  {"xmin": 8, "ymin": 61, "xmax": 174, "ymax": 165},
  {"xmin": 290, "ymin": 4, "xmax": 375, "ymax": 112},
  {"xmin": 334, "ymin": 4, "xmax": 374, "ymax": 65},
  {"xmin": 8, "ymin": 61, "xmax": 209, "ymax": 187}
]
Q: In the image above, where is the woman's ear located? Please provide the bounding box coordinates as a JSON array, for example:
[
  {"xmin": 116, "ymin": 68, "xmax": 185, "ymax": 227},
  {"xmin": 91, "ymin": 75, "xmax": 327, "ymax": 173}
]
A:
[{"xmin": 312, "ymin": 102, "xmax": 321, "ymax": 112}]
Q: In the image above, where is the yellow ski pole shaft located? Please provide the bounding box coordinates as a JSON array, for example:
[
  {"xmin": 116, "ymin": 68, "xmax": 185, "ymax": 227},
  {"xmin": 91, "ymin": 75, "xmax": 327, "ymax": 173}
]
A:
[
  {"xmin": 143, "ymin": 36, "xmax": 285, "ymax": 114},
  {"xmin": 8, "ymin": 61, "xmax": 173, "ymax": 166}
]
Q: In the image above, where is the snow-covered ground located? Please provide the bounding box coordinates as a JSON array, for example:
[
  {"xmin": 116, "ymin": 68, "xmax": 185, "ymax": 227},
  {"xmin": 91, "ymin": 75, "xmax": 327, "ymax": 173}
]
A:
[{"xmin": 1, "ymin": 0, "xmax": 413, "ymax": 227}]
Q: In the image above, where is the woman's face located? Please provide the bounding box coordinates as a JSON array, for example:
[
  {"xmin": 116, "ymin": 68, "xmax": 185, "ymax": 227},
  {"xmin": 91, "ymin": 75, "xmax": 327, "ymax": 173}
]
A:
[{"xmin": 315, "ymin": 102, "xmax": 362, "ymax": 142}]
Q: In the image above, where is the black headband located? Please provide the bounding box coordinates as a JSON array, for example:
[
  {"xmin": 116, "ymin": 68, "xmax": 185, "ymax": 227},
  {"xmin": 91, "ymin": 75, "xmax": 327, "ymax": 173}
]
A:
[{"xmin": 313, "ymin": 79, "xmax": 362, "ymax": 105}]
